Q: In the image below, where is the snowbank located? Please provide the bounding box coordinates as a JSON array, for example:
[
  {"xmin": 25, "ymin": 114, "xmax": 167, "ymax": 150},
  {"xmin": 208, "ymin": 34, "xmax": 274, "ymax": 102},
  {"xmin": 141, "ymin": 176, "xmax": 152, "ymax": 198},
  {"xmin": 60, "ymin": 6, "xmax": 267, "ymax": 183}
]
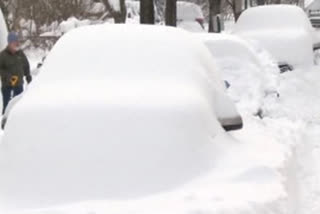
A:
[
  {"xmin": 0, "ymin": 24, "xmax": 238, "ymax": 211},
  {"xmin": 234, "ymin": 5, "xmax": 314, "ymax": 68}
]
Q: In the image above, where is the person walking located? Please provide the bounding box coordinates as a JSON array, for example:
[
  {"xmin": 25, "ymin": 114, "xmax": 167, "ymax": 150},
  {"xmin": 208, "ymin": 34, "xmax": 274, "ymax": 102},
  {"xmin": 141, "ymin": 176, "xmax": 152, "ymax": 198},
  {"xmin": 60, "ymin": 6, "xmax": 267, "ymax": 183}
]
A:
[{"xmin": 0, "ymin": 32, "xmax": 32, "ymax": 114}]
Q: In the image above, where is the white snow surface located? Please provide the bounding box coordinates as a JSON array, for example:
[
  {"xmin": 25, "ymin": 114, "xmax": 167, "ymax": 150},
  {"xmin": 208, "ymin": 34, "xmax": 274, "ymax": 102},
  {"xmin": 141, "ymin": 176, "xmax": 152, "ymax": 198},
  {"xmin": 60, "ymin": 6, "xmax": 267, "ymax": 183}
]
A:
[
  {"xmin": 2, "ymin": 24, "xmax": 320, "ymax": 214},
  {"xmin": 233, "ymin": 5, "xmax": 314, "ymax": 68}
]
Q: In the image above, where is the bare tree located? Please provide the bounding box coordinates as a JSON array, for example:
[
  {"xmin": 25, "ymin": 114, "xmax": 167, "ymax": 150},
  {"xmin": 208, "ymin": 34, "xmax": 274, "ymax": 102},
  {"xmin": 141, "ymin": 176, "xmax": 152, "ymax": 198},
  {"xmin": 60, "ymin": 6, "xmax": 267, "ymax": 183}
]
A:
[
  {"xmin": 101, "ymin": 0, "xmax": 126, "ymax": 23},
  {"xmin": 208, "ymin": 0, "xmax": 222, "ymax": 32},
  {"xmin": 165, "ymin": 0, "xmax": 177, "ymax": 26},
  {"xmin": 256, "ymin": 0, "xmax": 266, "ymax": 5},
  {"xmin": 226, "ymin": 0, "xmax": 243, "ymax": 21},
  {"xmin": 140, "ymin": 0, "xmax": 155, "ymax": 24}
]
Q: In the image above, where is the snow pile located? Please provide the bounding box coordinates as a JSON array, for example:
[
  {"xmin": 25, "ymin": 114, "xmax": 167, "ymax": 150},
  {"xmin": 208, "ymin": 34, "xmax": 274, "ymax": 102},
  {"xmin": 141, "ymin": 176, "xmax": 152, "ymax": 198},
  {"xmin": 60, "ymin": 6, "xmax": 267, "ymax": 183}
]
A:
[
  {"xmin": 0, "ymin": 8, "xmax": 8, "ymax": 51},
  {"xmin": 234, "ymin": 5, "xmax": 314, "ymax": 68},
  {"xmin": 0, "ymin": 24, "xmax": 234, "ymax": 211},
  {"xmin": 197, "ymin": 33, "xmax": 279, "ymax": 115}
]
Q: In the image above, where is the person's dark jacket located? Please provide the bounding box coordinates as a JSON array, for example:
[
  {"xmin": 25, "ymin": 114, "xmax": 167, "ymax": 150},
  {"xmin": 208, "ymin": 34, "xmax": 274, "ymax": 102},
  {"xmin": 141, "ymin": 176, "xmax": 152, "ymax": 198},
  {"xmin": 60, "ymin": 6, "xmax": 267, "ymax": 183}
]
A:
[{"xmin": 0, "ymin": 48, "xmax": 31, "ymax": 88}]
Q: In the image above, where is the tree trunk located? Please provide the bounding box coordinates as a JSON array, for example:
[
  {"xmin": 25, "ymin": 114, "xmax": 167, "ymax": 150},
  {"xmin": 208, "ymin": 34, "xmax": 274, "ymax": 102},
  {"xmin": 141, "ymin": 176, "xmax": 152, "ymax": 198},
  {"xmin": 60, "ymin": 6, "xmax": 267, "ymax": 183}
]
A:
[
  {"xmin": 234, "ymin": 0, "xmax": 243, "ymax": 21},
  {"xmin": 140, "ymin": 0, "xmax": 155, "ymax": 24},
  {"xmin": 256, "ymin": 0, "xmax": 265, "ymax": 5},
  {"xmin": 165, "ymin": 0, "xmax": 177, "ymax": 26},
  {"xmin": 208, "ymin": 0, "xmax": 222, "ymax": 33},
  {"xmin": 101, "ymin": 0, "xmax": 127, "ymax": 23}
]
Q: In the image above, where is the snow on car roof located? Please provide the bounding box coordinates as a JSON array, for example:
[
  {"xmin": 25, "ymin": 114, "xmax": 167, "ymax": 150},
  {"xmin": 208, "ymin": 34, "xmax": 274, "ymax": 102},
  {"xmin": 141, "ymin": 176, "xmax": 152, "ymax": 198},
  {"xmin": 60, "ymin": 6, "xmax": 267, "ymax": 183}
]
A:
[
  {"xmin": 234, "ymin": 5, "xmax": 313, "ymax": 32},
  {"xmin": 233, "ymin": 5, "xmax": 314, "ymax": 68},
  {"xmin": 39, "ymin": 24, "xmax": 224, "ymax": 90}
]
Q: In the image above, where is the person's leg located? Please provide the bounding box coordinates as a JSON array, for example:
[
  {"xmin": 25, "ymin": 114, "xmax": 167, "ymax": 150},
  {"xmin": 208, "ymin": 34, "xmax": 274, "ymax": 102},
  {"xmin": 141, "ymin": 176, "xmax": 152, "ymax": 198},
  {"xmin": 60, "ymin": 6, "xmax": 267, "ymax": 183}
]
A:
[
  {"xmin": 2, "ymin": 87, "xmax": 12, "ymax": 115},
  {"xmin": 13, "ymin": 86, "xmax": 23, "ymax": 97}
]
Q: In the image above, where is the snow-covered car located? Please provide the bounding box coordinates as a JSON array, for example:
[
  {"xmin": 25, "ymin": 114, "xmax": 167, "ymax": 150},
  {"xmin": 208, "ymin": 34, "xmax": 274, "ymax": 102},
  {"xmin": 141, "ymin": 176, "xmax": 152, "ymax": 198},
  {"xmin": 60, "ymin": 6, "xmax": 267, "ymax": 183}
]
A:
[
  {"xmin": 0, "ymin": 24, "xmax": 242, "ymax": 211},
  {"xmin": 195, "ymin": 33, "xmax": 280, "ymax": 116},
  {"xmin": 0, "ymin": 8, "xmax": 8, "ymax": 50},
  {"xmin": 177, "ymin": 1, "xmax": 205, "ymax": 32},
  {"xmin": 233, "ymin": 5, "xmax": 314, "ymax": 70}
]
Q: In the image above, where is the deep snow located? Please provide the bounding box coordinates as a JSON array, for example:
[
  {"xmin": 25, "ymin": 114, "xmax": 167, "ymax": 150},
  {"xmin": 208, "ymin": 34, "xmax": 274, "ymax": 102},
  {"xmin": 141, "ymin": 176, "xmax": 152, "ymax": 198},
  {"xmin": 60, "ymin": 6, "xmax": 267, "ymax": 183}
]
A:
[
  {"xmin": 1, "ymin": 21, "xmax": 320, "ymax": 214},
  {"xmin": 0, "ymin": 25, "xmax": 243, "ymax": 211}
]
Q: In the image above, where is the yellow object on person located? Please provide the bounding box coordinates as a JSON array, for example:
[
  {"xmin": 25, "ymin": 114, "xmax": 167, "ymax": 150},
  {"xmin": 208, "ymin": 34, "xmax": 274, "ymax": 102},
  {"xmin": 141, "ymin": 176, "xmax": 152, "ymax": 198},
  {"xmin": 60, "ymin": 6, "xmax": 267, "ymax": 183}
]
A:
[{"xmin": 10, "ymin": 76, "xmax": 18, "ymax": 87}]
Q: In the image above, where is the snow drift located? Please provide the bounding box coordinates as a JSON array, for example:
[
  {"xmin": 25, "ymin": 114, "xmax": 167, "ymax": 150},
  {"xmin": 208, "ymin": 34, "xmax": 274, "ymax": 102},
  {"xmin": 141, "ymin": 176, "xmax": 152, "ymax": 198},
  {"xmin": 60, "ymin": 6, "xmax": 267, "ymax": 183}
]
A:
[{"xmin": 0, "ymin": 24, "xmax": 238, "ymax": 211}]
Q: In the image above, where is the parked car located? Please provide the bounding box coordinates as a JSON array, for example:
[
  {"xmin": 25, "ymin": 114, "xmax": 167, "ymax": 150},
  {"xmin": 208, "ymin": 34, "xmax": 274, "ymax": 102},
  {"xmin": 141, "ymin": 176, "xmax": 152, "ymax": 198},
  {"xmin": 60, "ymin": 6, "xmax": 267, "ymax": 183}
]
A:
[
  {"xmin": 0, "ymin": 24, "xmax": 242, "ymax": 211},
  {"xmin": 233, "ymin": 5, "xmax": 315, "ymax": 70},
  {"xmin": 195, "ymin": 33, "xmax": 279, "ymax": 116},
  {"xmin": 177, "ymin": 1, "xmax": 205, "ymax": 32}
]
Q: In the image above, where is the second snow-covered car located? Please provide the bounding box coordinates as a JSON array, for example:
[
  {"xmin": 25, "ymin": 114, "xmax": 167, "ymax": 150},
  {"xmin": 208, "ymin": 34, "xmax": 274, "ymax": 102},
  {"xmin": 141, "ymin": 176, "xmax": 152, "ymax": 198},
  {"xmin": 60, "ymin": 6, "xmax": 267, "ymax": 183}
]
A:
[
  {"xmin": 195, "ymin": 33, "xmax": 279, "ymax": 116},
  {"xmin": 0, "ymin": 25, "xmax": 242, "ymax": 211},
  {"xmin": 233, "ymin": 5, "xmax": 314, "ymax": 70}
]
